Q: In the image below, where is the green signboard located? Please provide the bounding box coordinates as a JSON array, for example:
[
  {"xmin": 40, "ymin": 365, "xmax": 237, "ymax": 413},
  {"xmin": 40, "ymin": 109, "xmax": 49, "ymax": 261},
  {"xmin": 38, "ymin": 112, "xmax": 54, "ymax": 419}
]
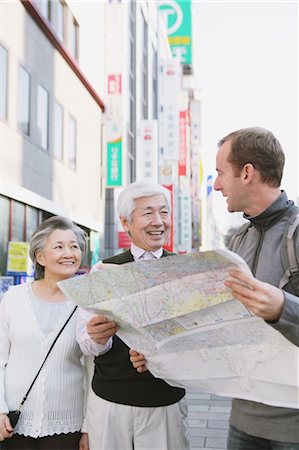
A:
[
  {"xmin": 90, "ymin": 231, "xmax": 101, "ymax": 265},
  {"xmin": 159, "ymin": 0, "xmax": 192, "ymax": 65},
  {"xmin": 107, "ymin": 138, "xmax": 122, "ymax": 186}
]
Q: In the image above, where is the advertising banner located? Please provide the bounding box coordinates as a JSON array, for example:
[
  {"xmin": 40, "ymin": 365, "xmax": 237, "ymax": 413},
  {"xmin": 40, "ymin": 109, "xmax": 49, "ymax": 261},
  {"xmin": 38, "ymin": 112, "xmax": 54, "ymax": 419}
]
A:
[
  {"xmin": 179, "ymin": 182, "xmax": 192, "ymax": 254},
  {"xmin": 138, "ymin": 120, "xmax": 158, "ymax": 181},
  {"xmin": 106, "ymin": 120, "xmax": 122, "ymax": 187},
  {"xmin": 158, "ymin": 60, "xmax": 180, "ymax": 161},
  {"xmin": 107, "ymin": 74, "xmax": 122, "ymax": 95},
  {"xmin": 105, "ymin": 2, "xmax": 124, "ymax": 186},
  {"xmin": 162, "ymin": 184, "xmax": 174, "ymax": 253},
  {"xmin": 90, "ymin": 231, "xmax": 101, "ymax": 266},
  {"xmin": 107, "ymin": 138, "xmax": 122, "ymax": 186},
  {"xmin": 160, "ymin": 162, "xmax": 175, "ymax": 252},
  {"xmin": 118, "ymin": 231, "xmax": 131, "ymax": 249},
  {"xmin": 178, "ymin": 110, "xmax": 187, "ymax": 176},
  {"xmin": 106, "ymin": 73, "xmax": 123, "ymax": 120},
  {"xmin": 159, "ymin": 0, "xmax": 192, "ymax": 65},
  {"xmin": 6, "ymin": 242, "xmax": 33, "ymax": 275}
]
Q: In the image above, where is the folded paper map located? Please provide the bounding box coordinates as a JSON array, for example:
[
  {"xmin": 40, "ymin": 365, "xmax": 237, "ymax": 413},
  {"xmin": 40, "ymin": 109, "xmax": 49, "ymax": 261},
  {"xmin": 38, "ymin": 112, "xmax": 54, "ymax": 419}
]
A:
[{"xmin": 58, "ymin": 249, "xmax": 299, "ymax": 409}]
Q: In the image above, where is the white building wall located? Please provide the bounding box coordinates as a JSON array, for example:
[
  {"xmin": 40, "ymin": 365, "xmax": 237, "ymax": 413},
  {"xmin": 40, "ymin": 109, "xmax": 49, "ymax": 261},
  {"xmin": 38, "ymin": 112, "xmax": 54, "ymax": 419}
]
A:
[{"xmin": 1, "ymin": 1, "xmax": 104, "ymax": 232}]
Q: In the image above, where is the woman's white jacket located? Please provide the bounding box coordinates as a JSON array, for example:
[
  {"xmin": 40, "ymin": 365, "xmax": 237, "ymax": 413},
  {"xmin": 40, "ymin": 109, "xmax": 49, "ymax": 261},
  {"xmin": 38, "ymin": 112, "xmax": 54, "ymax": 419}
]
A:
[{"xmin": 0, "ymin": 283, "xmax": 85, "ymax": 437}]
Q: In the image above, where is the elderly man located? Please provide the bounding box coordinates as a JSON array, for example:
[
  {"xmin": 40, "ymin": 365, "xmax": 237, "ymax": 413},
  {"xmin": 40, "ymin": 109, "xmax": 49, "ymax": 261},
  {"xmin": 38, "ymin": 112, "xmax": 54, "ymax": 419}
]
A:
[
  {"xmin": 77, "ymin": 182, "xmax": 189, "ymax": 450},
  {"xmin": 214, "ymin": 127, "xmax": 299, "ymax": 449}
]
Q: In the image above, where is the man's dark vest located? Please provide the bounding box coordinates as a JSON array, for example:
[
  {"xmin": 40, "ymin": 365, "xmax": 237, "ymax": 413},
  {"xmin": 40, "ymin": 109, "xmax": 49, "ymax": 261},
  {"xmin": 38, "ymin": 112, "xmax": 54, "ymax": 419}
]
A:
[{"xmin": 92, "ymin": 249, "xmax": 185, "ymax": 407}]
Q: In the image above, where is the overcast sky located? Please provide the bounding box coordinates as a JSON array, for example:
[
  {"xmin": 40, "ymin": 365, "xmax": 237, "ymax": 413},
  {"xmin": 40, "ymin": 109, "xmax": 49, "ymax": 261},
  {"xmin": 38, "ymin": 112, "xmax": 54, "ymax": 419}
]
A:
[{"xmin": 192, "ymin": 1, "xmax": 298, "ymax": 232}]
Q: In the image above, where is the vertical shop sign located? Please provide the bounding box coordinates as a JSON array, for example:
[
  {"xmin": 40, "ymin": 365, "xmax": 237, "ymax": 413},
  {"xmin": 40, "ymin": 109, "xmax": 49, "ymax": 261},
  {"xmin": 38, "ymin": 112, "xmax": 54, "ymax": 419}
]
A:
[
  {"xmin": 159, "ymin": 0, "xmax": 192, "ymax": 65},
  {"xmin": 90, "ymin": 231, "xmax": 101, "ymax": 266},
  {"xmin": 160, "ymin": 162, "xmax": 175, "ymax": 252},
  {"xmin": 158, "ymin": 60, "xmax": 180, "ymax": 161},
  {"xmin": 106, "ymin": 74, "xmax": 123, "ymax": 120},
  {"xmin": 179, "ymin": 187, "xmax": 192, "ymax": 253},
  {"xmin": 106, "ymin": 72, "xmax": 122, "ymax": 185},
  {"xmin": 118, "ymin": 231, "xmax": 131, "ymax": 249},
  {"xmin": 107, "ymin": 74, "xmax": 122, "ymax": 94},
  {"xmin": 107, "ymin": 138, "xmax": 122, "ymax": 186},
  {"xmin": 163, "ymin": 184, "xmax": 174, "ymax": 253},
  {"xmin": 178, "ymin": 110, "xmax": 187, "ymax": 175},
  {"xmin": 138, "ymin": 120, "xmax": 158, "ymax": 181},
  {"xmin": 105, "ymin": 2, "xmax": 124, "ymax": 188}
]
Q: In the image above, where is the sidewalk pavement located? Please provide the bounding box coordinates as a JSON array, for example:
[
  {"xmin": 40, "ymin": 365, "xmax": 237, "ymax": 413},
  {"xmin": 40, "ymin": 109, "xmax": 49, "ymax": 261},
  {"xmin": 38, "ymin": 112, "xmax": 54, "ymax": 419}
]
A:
[{"xmin": 186, "ymin": 391, "xmax": 232, "ymax": 450}]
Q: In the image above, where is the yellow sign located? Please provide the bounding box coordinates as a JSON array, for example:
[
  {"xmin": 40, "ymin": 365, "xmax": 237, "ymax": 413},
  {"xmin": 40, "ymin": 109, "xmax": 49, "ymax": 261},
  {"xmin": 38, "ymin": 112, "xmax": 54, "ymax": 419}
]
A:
[{"xmin": 7, "ymin": 242, "xmax": 33, "ymax": 274}]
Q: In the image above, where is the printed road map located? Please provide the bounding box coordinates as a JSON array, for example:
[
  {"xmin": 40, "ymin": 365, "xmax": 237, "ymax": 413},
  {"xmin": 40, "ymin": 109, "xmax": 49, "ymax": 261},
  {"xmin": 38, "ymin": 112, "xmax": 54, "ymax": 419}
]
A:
[{"xmin": 59, "ymin": 250, "xmax": 299, "ymax": 409}]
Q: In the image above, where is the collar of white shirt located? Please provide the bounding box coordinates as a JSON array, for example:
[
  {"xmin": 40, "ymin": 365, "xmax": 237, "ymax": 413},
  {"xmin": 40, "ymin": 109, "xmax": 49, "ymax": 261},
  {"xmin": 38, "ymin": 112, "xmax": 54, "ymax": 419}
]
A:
[{"xmin": 131, "ymin": 243, "xmax": 163, "ymax": 260}]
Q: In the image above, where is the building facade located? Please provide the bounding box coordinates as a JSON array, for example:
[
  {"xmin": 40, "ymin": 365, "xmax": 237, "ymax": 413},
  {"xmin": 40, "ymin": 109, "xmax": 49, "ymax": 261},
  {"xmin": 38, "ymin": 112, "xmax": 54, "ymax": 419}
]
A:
[
  {"xmin": 0, "ymin": 0, "xmax": 105, "ymax": 279},
  {"xmin": 98, "ymin": 0, "xmax": 202, "ymax": 256},
  {"xmin": 102, "ymin": 0, "xmax": 174, "ymax": 256}
]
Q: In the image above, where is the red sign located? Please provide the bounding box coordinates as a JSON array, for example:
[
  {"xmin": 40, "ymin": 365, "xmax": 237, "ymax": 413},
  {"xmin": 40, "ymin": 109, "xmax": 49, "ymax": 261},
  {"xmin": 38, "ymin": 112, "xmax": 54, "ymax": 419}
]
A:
[
  {"xmin": 108, "ymin": 74, "xmax": 122, "ymax": 95},
  {"xmin": 162, "ymin": 184, "xmax": 174, "ymax": 253},
  {"xmin": 118, "ymin": 231, "xmax": 131, "ymax": 249},
  {"xmin": 178, "ymin": 110, "xmax": 187, "ymax": 176}
]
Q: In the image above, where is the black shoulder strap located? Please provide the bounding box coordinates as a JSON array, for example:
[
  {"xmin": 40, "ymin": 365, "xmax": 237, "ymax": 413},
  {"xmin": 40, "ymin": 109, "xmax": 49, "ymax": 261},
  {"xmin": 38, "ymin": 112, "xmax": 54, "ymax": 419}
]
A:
[
  {"xmin": 279, "ymin": 209, "xmax": 299, "ymax": 292},
  {"xmin": 227, "ymin": 209, "xmax": 299, "ymax": 293}
]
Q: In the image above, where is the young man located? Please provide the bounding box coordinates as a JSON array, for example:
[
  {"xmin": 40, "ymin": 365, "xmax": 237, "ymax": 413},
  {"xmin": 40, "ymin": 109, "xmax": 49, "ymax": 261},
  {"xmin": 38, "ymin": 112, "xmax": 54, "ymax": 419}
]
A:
[
  {"xmin": 77, "ymin": 182, "xmax": 189, "ymax": 450},
  {"xmin": 214, "ymin": 127, "xmax": 299, "ymax": 449}
]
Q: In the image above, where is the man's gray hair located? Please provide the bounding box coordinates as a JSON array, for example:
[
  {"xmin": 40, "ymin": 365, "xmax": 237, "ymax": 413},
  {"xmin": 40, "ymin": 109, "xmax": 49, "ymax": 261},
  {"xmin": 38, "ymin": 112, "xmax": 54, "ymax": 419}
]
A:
[
  {"xmin": 117, "ymin": 181, "xmax": 171, "ymax": 222},
  {"xmin": 29, "ymin": 215, "xmax": 86, "ymax": 280}
]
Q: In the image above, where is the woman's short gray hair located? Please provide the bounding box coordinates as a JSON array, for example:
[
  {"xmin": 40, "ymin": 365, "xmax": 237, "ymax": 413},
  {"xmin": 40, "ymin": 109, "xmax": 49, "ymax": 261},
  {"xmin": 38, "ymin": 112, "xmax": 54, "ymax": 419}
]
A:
[
  {"xmin": 117, "ymin": 181, "xmax": 171, "ymax": 222},
  {"xmin": 29, "ymin": 216, "xmax": 87, "ymax": 280}
]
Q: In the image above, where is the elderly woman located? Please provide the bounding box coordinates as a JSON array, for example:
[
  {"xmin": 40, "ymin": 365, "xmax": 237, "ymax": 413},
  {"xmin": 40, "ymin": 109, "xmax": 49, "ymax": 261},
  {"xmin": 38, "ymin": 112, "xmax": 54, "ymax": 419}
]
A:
[{"xmin": 0, "ymin": 216, "xmax": 89, "ymax": 450}]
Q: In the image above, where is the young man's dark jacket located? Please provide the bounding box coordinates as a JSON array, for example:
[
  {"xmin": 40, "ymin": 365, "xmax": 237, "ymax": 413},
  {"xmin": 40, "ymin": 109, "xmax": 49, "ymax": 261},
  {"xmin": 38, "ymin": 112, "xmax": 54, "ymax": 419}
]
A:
[
  {"xmin": 91, "ymin": 249, "xmax": 185, "ymax": 407},
  {"xmin": 229, "ymin": 191, "xmax": 299, "ymax": 443}
]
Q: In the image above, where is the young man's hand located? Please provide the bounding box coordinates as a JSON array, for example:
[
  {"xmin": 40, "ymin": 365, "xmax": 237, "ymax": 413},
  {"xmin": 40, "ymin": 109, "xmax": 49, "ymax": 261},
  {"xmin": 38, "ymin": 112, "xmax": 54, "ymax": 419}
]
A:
[{"xmin": 225, "ymin": 269, "xmax": 284, "ymax": 321}]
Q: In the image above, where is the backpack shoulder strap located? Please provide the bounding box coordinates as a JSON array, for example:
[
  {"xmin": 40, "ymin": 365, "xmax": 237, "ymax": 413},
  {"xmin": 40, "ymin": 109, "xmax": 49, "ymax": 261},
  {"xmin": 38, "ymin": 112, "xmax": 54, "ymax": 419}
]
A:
[
  {"xmin": 279, "ymin": 208, "xmax": 299, "ymax": 291},
  {"xmin": 229, "ymin": 221, "xmax": 251, "ymax": 252}
]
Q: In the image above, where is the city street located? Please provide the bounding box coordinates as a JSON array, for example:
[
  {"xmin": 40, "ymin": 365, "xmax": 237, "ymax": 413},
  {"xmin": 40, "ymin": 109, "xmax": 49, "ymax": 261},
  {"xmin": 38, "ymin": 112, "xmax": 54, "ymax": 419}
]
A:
[
  {"xmin": 1, "ymin": 1, "xmax": 297, "ymax": 448},
  {"xmin": 187, "ymin": 391, "xmax": 231, "ymax": 450}
]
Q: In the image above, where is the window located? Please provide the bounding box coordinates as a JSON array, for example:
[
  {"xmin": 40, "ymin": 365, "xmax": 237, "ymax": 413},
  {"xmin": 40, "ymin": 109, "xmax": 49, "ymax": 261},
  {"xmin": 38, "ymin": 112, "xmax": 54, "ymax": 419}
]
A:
[
  {"xmin": 0, "ymin": 195, "xmax": 10, "ymax": 275},
  {"xmin": 17, "ymin": 65, "xmax": 31, "ymax": 135},
  {"xmin": 25, "ymin": 206, "xmax": 39, "ymax": 242},
  {"xmin": 37, "ymin": 84, "xmax": 49, "ymax": 150},
  {"xmin": 68, "ymin": 115, "xmax": 76, "ymax": 169},
  {"xmin": 50, "ymin": 0, "xmax": 64, "ymax": 41},
  {"xmin": 0, "ymin": 45, "xmax": 8, "ymax": 120},
  {"xmin": 35, "ymin": 0, "xmax": 50, "ymax": 20},
  {"xmin": 70, "ymin": 18, "xmax": 79, "ymax": 60},
  {"xmin": 11, "ymin": 201, "xmax": 25, "ymax": 241},
  {"xmin": 56, "ymin": 0, "xmax": 64, "ymax": 41},
  {"xmin": 53, "ymin": 101, "xmax": 63, "ymax": 159}
]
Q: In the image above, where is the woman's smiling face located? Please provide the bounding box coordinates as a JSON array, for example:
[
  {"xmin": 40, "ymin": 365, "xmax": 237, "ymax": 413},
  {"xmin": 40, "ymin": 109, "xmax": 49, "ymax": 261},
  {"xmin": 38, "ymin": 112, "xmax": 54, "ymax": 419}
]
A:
[{"xmin": 35, "ymin": 228, "xmax": 82, "ymax": 280}]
